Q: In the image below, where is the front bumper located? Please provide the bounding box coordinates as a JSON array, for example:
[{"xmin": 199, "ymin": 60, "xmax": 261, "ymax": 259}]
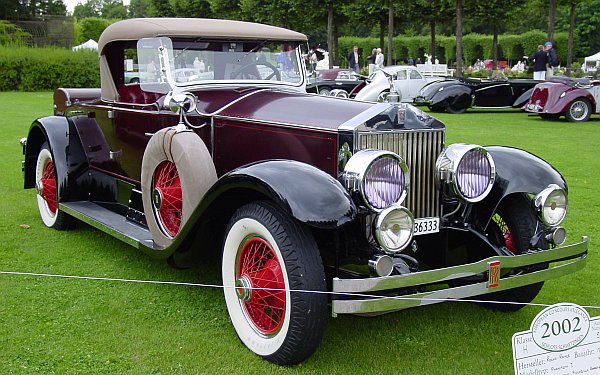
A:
[{"xmin": 331, "ymin": 236, "xmax": 588, "ymax": 316}]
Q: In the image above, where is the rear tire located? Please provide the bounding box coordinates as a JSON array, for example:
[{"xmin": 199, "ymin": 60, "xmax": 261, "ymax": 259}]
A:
[
  {"xmin": 318, "ymin": 87, "xmax": 331, "ymax": 95},
  {"xmin": 35, "ymin": 142, "xmax": 75, "ymax": 230},
  {"xmin": 446, "ymin": 104, "xmax": 467, "ymax": 114},
  {"xmin": 482, "ymin": 194, "xmax": 547, "ymax": 312},
  {"xmin": 565, "ymin": 98, "xmax": 591, "ymax": 122},
  {"xmin": 222, "ymin": 201, "xmax": 327, "ymax": 365}
]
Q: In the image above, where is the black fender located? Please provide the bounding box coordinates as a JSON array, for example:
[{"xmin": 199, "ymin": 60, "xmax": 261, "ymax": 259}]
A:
[
  {"xmin": 513, "ymin": 87, "xmax": 534, "ymax": 108},
  {"xmin": 468, "ymin": 146, "xmax": 566, "ymax": 227},
  {"xmin": 429, "ymin": 83, "xmax": 472, "ymax": 110},
  {"xmin": 200, "ymin": 159, "xmax": 356, "ymax": 229},
  {"xmin": 24, "ymin": 116, "xmax": 88, "ymax": 201}
]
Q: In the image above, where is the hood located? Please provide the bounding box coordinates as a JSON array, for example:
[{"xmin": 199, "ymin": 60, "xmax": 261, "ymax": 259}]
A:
[{"xmin": 192, "ymin": 88, "xmax": 444, "ymax": 131}]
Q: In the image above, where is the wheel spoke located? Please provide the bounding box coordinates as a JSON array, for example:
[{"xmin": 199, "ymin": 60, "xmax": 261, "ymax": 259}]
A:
[
  {"xmin": 153, "ymin": 161, "xmax": 182, "ymax": 237},
  {"xmin": 40, "ymin": 160, "xmax": 57, "ymax": 214}
]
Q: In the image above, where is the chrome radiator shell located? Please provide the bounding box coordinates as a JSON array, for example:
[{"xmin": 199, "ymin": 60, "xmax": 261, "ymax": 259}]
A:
[{"xmin": 356, "ymin": 129, "xmax": 445, "ymax": 218}]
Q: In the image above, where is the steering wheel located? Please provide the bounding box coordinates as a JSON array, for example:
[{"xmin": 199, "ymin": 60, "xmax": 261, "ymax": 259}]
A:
[{"xmin": 231, "ymin": 62, "xmax": 281, "ymax": 81}]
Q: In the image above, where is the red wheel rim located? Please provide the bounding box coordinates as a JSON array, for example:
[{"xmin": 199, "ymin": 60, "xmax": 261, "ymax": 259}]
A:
[
  {"xmin": 493, "ymin": 214, "xmax": 516, "ymax": 253},
  {"xmin": 236, "ymin": 237, "xmax": 286, "ymax": 335},
  {"xmin": 152, "ymin": 161, "xmax": 182, "ymax": 237},
  {"xmin": 40, "ymin": 160, "xmax": 57, "ymax": 215}
]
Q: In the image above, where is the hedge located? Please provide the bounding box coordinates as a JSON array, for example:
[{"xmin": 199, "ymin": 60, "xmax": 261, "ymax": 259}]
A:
[
  {"xmin": 339, "ymin": 31, "xmax": 574, "ymax": 67},
  {"xmin": 0, "ymin": 46, "xmax": 99, "ymax": 91}
]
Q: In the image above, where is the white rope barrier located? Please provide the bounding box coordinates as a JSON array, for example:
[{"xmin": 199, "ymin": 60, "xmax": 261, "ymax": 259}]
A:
[{"xmin": 1, "ymin": 270, "xmax": 598, "ymax": 310}]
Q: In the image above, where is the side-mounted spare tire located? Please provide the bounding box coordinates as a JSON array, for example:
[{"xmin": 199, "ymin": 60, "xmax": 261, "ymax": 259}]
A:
[{"xmin": 141, "ymin": 128, "xmax": 217, "ymax": 248}]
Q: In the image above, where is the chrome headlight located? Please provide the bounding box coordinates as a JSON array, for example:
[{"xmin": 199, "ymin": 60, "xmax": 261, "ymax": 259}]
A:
[
  {"xmin": 343, "ymin": 150, "xmax": 409, "ymax": 211},
  {"xmin": 534, "ymin": 184, "xmax": 568, "ymax": 227},
  {"xmin": 374, "ymin": 206, "xmax": 415, "ymax": 253},
  {"xmin": 436, "ymin": 144, "xmax": 495, "ymax": 202}
]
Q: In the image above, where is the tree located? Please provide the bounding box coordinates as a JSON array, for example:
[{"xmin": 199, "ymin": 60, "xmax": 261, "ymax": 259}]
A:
[
  {"xmin": 387, "ymin": 0, "xmax": 393, "ymax": 66},
  {"xmin": 73, "ymin": 0, "xmax": 101, "ymax": 18},
  {"xmin": 470, "ymin": 0, "xmax": 524, "ymax": 69},
  {"xmin": 455, "ymin": 0, "xmax": 463, "ymax": 76},
  {"xmin": 547, "ymin": 0, "xmax": 556, "ymax": 42},
  {"xmin": 128, "ymin": 0, "xmax": 150, "ymax": 18},
  {"xmin": 414, "ymin": 0, "xmax": 453, "ymax": 64},
  {"xmin": 101, "ymin": 0, "xmax": 127, "ymax": 18}
]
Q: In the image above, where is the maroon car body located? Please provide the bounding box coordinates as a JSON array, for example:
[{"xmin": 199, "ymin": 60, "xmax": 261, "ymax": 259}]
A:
[
  {"xmin": 524, "ymin": 77, "xmax": 600, "ymax": 122},
  {"xmin": 20, "ymin": 18, "xmax": 588, "ymax": 365}
]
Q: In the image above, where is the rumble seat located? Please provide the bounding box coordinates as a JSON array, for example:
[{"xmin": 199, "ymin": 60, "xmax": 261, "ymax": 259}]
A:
[{"xmin": 117, "ymin": 84, "xmax": 162, "ymax": 104}]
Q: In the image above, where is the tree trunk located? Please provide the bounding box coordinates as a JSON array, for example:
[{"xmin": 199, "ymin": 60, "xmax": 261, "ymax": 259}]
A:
[
  {"xmin": 455, "ymin": 0, "xmax": 463, "ymax": 77},
  {"xmin": 567, "ymin": 0, "xmax": 575, "ymax": 74},
  {"xmin": 387, "ymin": 0, "xmax": 393, "ymax": 66},
  {"xmin": 380, "ymin": 17, "xmax": 385, "ymax": 50},
  {"xmin": 333, "ymin": 22, "xmax": 339, "ymax": 67},
  {"xmin": 492, "ymin": 25, "xmax": 498, "ymax": 70},
  {"xmin": 430, "ymin": 20, "xmax": 436, "ymax": 63},
  {"xmin": 327, "ymin": 5, "xmax": 334, "ymax": 69},
  {"xmin": 548, "ymin": 0, "xmax": 556, "ymax": 42}
]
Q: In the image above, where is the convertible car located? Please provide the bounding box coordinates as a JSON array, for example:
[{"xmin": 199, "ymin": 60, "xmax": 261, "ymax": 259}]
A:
[
  {"xmin": 305, "ymin": 68, "xmax": 366, "ymax": 97},
  {"xmin": 414, "ymin": 76, "xmax": 538, "ymax": 113},
  {"xmin": 354, "ymin": 65, "xmax": 444, "ymax": 103},
  {"xmin": 20, "ymin": 18, "xmax": 587, "ymax": 365},
  {"xmin": 524, "ymin": 77, "xmax": 600, "ymax": 122}
]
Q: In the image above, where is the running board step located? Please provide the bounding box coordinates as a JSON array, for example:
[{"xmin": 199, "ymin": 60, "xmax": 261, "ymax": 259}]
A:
[{"xmin": 60, "ymin": 201, "xmax": 156, "ymax": 250}]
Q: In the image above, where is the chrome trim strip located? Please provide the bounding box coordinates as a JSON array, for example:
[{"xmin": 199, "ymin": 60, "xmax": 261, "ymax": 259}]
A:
[
  {"xmin": 212, "ymin": 113, "xmax": 338, "ymax": 134},
  {"xmin": 474, "ymin": 83, "xmax": 509, "ymax": 92},
  {"xmin": 332, "ymin": 236, "xmax": 588, "ymax": 293},
  {"xmin": 332, "ymin": 255, "xmax": 586, "ymax": 315}
]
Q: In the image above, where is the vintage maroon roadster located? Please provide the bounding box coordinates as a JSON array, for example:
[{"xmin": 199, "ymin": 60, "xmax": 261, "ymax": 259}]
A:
[
  {"xmin": 524, "ymin": 77, "xmax": 600, "ymax": 122},
  {"xmin": 20, "ymin": 18, "xmax": 588, "ymax": 364}
]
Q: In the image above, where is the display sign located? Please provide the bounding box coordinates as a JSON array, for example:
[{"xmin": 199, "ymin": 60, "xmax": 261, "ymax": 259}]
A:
[{"xmin": 512, "ymin": 303, "xmax": 600, "ymax": 374}]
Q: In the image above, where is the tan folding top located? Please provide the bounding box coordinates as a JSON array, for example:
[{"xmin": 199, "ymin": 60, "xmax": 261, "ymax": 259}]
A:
[{"xmin": 98, "ymin": 18, "xmax": 308, "ymax": 54}]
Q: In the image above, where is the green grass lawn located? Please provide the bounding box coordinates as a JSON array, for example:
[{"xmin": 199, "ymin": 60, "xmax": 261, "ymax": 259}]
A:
[{"xmin": 0, "ymin": 93, "xmax": 598, "ymax": 374}]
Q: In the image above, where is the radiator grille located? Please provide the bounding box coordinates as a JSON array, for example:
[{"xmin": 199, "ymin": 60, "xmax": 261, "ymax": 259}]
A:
[{"xmin": 357, "ymin": 130, "xmax": 445, "ymax": 218}]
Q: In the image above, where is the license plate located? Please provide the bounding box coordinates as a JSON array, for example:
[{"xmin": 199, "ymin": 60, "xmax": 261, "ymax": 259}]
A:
[{"xmin": 414, "ymin": 217, "xmax": 440, "ymax": 236}]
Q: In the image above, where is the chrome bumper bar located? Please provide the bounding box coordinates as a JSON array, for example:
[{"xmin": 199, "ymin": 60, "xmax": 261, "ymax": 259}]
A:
[{"xmin": 331, "ymin": 236, "xmax": 588, "ymax": 316}]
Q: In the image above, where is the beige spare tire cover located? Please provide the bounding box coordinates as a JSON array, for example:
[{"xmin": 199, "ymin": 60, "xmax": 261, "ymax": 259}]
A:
[{"xmin": 141, "ymin": 128, "xmax": 217, "ymax": 248}]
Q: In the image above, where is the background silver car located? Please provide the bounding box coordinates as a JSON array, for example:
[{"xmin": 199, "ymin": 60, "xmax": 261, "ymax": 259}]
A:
[{"xmin": 355, "ymin": 65, "xmax": 444, "ymax": 102}]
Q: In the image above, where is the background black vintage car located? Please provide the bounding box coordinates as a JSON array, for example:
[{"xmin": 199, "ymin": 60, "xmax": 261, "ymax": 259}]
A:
[
  {"xmin": 415, "ymin": 76, "xmax": 538, "ymax": 113},
  {"xmin": 305, "ymin": 68, "xmax": 366, "ymax": 96}
]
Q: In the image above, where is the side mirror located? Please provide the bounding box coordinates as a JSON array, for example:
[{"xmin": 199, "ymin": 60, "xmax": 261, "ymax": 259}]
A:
[{"xmin": 166, "ymin": 92, "xmax": 197, "ymax": 114}]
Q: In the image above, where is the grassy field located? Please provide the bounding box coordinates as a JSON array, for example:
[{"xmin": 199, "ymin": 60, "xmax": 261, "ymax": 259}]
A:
[{"xmin": 0, "ymin": 92, "xmax": 598, "ymax": 374}]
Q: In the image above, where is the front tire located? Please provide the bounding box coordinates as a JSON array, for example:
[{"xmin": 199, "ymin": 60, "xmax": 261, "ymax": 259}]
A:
[
  {"xmin": 222, "ymin": 201, "xmax": 327, "ymax": 365},
  {"xmin": 318, "ymin": 87, "xmax": 331, "ymax": 95},
  {"xmin": 446, "ymin": 104, "xmax": 467, "ymax": 114},
  {"xmin": 35, "ymin": 143, "xmax": 75, "ymax": 229},
  {"xmin": 376, "ymin": 90, "xmax": 389, "ymax": 102},
  {"xmin": 483, "ymin": 194, "xmax": 547, "ymax": 312},
  {"xmin": 565, "ymin": 98, "xmax": 591, "ymax": 122}
]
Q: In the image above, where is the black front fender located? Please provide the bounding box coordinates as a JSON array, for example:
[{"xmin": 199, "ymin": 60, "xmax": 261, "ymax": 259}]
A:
[
  {"xmin": 24, "ymin": 116, "xmax": 89, "ymax": 201},
  {"xmin": 513, "ymin": 87, "xmax": 534, "ymax": 108},
  {"xmin": 200, "ymin": 159, "xmax": 356, "ymax": 229},
  {"xmin": 469, "ymin": 146, "xmax": 566, "ymax": 227},
  {"xmin": 430, "ymin": 84, "xmax": 472, "ymax": 110}
]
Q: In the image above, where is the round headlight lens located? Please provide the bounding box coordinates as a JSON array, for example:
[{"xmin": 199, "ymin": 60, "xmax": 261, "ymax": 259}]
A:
[
  {"xmin": 343, "ymin": 150, "xmax": 409, "ymax": 212},
  {"xmin": 374, "ymin": 206, "xmax": 415, "ymax": 253},
  {"xmin": 363, "ymin": 156, "xmax": 406, "ymax": 210},
  {"xmin": 455, "ymin": 148, "xmax": 495, "ymax": 201},
  {"xmin": 535, "ymin": 185, "xmax": 568, "ymax": 227},
  {"xmin": 436, "ymin": 144, "xmax": 495, "ymax": 203}
]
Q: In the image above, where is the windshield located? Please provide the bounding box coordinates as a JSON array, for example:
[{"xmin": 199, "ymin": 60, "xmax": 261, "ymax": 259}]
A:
[{"xmin": 137, "ymin": 37, "xmax": 304, "ymax": 92}]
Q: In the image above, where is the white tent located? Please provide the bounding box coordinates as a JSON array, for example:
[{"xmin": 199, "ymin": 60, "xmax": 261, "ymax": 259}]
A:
[
  {"xmin": 72, "ymin": 39, "xmax": 98, "ymax": 51},
  {"xmin": 585, "ymin": 51, "xmax": 600, "ymax": 63}
]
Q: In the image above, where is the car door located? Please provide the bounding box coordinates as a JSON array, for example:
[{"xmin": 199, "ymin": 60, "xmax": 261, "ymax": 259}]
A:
[
  {"xmin": 473, "ymin": 82, "xmax": 513, "ymax": 107},
  {"xmin": 391, "ymin": 69, "xmax": 410, "ymax": 100},
  {"xmin": 407, "ymin": 70, "xmax": 427, "ymax": 100}
]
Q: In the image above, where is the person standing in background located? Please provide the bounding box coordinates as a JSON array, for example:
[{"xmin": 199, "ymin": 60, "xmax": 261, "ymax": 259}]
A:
[
  {"xmin": 366, "ymin": 48, "xmax": 376, "ymax": 75},
  {"xmin": 375, "ymin": 48, "xmax": 384, "ymax": 70},
  {"xmin": 545, "ymin": 41, "xmax": 558, "ymax": 78},
  {"xmin": 348, "ymin": 46, "xmax": 360, "ymax": 73},
  {"xmin": 527, "ymin": 45, "xmax": 548, "ymax": 80}
]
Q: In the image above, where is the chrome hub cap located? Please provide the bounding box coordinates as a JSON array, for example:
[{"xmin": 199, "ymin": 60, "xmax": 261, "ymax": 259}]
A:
[{"xmin": 236, "ymin": 275, "xmax": 253, "ymax": 302}]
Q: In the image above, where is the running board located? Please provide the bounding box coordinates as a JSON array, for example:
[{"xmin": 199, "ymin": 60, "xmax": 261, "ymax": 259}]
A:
[{"xmin": 60, "ymin": 201, "xmax": 156, "ymax": 250}]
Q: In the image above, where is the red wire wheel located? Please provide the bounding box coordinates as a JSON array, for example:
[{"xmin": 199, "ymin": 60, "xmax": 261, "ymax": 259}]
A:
[
  {"xmin": 152, "ymin": 161, "xmax": 183, "ymax": 238},
  {"xmin": 236, "ymin": 237, "xmax": 286, "ymax": 335},
  {"xmin": 40, "ymin": 159, "xmax": 58, "ymax": 215}
]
